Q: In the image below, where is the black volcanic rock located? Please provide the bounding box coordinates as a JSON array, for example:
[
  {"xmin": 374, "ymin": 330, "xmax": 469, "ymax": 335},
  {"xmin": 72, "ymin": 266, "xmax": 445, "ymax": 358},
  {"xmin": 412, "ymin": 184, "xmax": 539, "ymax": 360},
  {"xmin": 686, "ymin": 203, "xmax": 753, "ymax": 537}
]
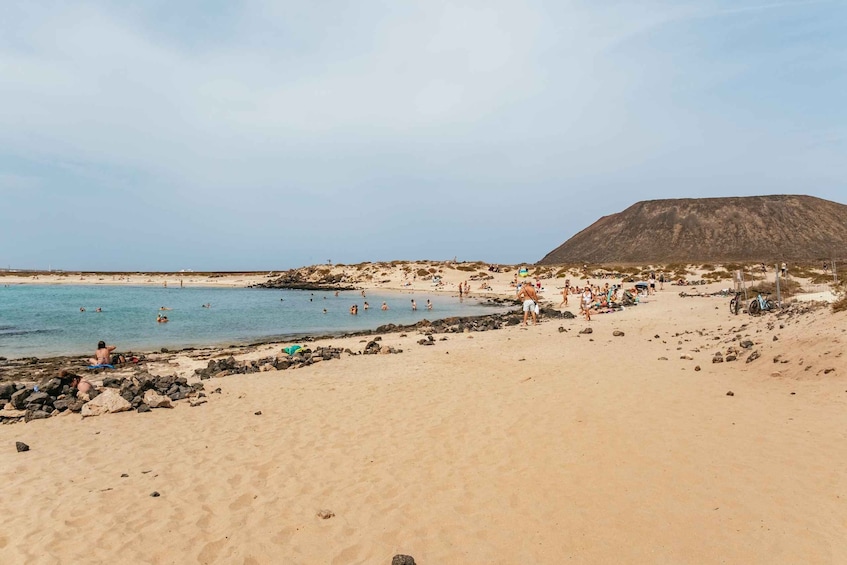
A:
[{"xmin": 538, "ymin": 195, "xmax": 847, "ymax": 264}]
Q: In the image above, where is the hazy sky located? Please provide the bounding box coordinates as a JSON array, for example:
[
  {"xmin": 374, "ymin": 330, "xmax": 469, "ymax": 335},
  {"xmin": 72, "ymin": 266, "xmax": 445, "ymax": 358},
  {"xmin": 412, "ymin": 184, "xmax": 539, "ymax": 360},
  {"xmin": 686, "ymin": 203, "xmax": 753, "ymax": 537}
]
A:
[{"xmin": 1, "ymin": 0, "xmax": 844, "ymax": 271}]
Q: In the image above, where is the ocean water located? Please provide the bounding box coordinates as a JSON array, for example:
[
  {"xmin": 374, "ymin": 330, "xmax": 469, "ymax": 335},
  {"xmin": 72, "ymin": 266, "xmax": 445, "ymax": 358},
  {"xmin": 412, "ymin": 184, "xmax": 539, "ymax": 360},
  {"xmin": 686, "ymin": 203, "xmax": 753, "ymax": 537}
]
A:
[{"xmin": 0, "ymin": 285, "xmax": 504, "ymax": 359}]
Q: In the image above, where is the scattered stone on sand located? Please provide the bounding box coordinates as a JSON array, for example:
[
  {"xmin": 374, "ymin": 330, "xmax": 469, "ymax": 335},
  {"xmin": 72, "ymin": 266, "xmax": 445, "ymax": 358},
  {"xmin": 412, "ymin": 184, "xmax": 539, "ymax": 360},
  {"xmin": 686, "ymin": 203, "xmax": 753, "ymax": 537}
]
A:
[
  {"xmin": 137, "ymin": 404, "xmax": 151, "ymax": 413},
  {"xmin": 740, "ymin": 340, "xmax": 754, "ymax": 349},
  {"xmin": 658, "ymin": 357, "xmax": 668, "ymax": 361},
  {"xmin": 121, "ymin": 473, "xmax": 129, "ymax": 478},
  {"xmin": 694, "ymin": 366, "xmax": 701, "ymax": 371},
  {"xmin": 726, "ymin": 391, "xmax": 735, "ymax": 396},
  {"xmin": 613, "ymin": 330, "xmax": 625, "ymax": 337},
  {"xmin": 392, "ymin": 555, "xmax": 416, "ymax": 565},
  {"xmin": 150, "ymin": 491, "xmax": 161, "ymax": 497},
  {"xmin": 680, "ymin": 354, "xmax": 693, "ymax": 360},
  {"xmin": 712, "ymin": 353, "xmax": 724, "ymax": 363},
  {"xmin": 16, "ymin": 441, "xmax": 30, "ymax": 452},
  {"xmin": 824, "ymin": 368, "xmax": 835, "ymax": 374},
  {"xmin": 558, "ymin": 326, "xmax": 565, "ymax": 333},
  {"xmin": 316, "ymin": 509, "xmax": 334, "ymax": 519},
  {"xmin": 143, "ymin": 390, "xmax": 173, "ymax": 409},
  {"xmin": 81, "ymin": 389, "xmax": 132, "ymax": 417},
  {"xmin": 579, "ymin": 327, "xmax": 593, "ymax": 334},
  {"xmin": 254, "ymin": 411, "xmax": 262, "ymax": 416},
  {"xmin": 746, "ymin": 351, "xmax": 761, "ymax": 363}
]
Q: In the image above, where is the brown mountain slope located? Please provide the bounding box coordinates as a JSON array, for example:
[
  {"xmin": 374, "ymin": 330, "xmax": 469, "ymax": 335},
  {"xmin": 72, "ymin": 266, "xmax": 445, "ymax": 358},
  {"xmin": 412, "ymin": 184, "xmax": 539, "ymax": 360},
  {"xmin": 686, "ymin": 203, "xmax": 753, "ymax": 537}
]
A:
[{"xmin": 538, "ymin": 195, "xmax": 847, "ymax": 264}]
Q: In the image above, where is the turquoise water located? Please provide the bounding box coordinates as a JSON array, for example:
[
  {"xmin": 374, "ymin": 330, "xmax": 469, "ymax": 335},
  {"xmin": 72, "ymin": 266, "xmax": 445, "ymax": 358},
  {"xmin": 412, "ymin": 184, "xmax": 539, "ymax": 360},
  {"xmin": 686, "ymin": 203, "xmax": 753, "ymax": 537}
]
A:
[{"xmin": 0, "ymin": 285, "xmax": 502, "ymax": 359}]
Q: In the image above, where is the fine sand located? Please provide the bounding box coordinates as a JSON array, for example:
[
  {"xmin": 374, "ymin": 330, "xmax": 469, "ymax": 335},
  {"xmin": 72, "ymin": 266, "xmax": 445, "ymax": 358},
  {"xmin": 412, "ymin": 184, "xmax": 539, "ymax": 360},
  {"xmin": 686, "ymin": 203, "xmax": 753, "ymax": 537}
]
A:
[{"xmin": 2, "ymin": 270, "xmax": 846, "ymax": 564}]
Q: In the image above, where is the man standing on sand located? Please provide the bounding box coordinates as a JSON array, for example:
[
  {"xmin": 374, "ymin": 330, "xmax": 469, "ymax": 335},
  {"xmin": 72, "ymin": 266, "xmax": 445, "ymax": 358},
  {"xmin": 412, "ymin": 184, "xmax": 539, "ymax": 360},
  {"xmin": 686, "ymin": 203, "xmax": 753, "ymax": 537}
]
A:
[{"xmin": 517, "ymin": 282, "xmax": 540, "ymax": 326}]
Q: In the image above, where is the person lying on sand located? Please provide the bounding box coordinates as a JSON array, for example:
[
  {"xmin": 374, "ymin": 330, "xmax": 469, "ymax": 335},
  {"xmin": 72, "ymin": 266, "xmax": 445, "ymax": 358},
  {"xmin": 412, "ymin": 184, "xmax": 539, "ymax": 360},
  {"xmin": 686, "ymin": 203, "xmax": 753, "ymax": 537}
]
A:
[
  {"xmin": 60, "ymin": 370, "xmax": 95, "ymax": 396},
  {"xmin": 89, "ymin": 340, "xmax": 116, "ymax": 365}
]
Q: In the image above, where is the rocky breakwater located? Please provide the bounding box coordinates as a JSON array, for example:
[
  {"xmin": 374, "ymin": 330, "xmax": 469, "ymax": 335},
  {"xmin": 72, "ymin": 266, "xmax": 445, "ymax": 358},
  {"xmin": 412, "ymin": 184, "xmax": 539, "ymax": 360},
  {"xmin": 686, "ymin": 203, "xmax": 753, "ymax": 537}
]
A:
[
  {"xmin": 251, "ymin": 266, "xmax": 357, "ymax": 291},
  {"xmin": 193, "ymin": 342, "xmax": 404, "ymax": 379},
  {"xmin": 0, "ymin": 371, "xmax": 206, "ymax": 424}
]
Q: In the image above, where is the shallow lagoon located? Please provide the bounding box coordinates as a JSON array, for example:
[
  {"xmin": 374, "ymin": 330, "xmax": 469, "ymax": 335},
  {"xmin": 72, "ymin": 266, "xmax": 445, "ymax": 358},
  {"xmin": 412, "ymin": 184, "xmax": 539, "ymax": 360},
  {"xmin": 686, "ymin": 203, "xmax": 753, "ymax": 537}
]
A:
[{"xmin": 0, "ymin": 285, "xmax": 502, "ymax": 358}]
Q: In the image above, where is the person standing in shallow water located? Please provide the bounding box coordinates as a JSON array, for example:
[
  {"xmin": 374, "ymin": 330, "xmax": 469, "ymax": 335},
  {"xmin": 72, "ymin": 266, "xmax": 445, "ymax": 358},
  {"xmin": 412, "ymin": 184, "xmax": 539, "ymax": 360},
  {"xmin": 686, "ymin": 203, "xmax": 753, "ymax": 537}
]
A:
[{"xmin": 411, "ymin": 299, "xmax": 417, "ymax": 311}]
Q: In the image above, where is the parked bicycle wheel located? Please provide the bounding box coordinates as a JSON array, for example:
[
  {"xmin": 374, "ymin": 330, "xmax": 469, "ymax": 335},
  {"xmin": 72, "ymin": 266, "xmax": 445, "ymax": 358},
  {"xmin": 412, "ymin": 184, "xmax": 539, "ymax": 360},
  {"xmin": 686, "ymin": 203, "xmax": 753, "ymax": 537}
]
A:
[
  {"xmin": 765, "ymin": 300, "xmax": 775, "ymax": 311},
  {"xmin": 748, "ymin": 300, "xmax": 761, "ymax": 315},
  {"xmin": 730, "ymin": 297, "xmax": 740, "ymax": 315}
]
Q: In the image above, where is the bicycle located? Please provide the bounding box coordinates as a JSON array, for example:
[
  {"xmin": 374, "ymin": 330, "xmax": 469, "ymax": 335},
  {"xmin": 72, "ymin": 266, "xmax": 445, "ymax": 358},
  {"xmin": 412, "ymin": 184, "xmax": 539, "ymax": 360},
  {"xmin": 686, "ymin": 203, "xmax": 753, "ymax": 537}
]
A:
[
  {"xmin": 748, "ymin": 292, "xmax": 776, "ymax": 316},
  {"xmin": 729, "ymin": 291, "xmax": 743, "ymax": 315}
]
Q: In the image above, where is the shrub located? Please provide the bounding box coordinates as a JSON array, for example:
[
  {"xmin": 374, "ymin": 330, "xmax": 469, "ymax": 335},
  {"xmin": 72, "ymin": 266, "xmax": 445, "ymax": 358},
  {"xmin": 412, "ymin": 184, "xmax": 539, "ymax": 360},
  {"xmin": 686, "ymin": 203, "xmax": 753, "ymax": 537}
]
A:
[{"xmin": 833, "ymin": 294, "xmax": 847, "ymax": 313}]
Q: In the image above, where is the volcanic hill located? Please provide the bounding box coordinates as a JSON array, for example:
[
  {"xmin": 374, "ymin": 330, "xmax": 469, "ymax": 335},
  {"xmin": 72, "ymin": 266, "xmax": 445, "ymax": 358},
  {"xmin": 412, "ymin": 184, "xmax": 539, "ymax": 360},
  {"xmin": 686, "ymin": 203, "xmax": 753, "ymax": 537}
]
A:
[{"xmin": 538, "ymin": 195, "xmax": 847, "ymax": 265}]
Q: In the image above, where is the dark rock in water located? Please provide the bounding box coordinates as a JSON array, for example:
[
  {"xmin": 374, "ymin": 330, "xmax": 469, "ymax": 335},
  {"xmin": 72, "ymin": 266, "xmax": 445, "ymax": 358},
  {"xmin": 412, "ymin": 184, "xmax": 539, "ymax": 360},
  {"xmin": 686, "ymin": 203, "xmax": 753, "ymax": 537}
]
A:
[
  {"xmin": 16, "ymin": 441, "xmax": 30, "ymax": 452},
  {"xmin": 579, "ymin": 327, "xmax": 593, "ymax": 334},
  {"xmin": 391, "ymin": 555, "xmax": 416, "ymax": 565},
  {"xmin": 137, "ymin": 404, "xmax": 151, "ymax": 413},
  {"xmin": 0, "ymin": 382, "xmax": 15, "ymax": 400}
]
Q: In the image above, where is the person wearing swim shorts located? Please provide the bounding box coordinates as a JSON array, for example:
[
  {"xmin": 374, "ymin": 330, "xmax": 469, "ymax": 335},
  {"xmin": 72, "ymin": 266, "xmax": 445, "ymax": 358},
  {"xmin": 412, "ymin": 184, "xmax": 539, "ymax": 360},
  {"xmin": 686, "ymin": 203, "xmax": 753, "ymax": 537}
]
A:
[
  {"xmin": 517, "ymin": 283, "xmax": 539, "ymax": 326},
  {"xmin": 581, "ymin": 288, "xmax": 593, "ymax": 321}
]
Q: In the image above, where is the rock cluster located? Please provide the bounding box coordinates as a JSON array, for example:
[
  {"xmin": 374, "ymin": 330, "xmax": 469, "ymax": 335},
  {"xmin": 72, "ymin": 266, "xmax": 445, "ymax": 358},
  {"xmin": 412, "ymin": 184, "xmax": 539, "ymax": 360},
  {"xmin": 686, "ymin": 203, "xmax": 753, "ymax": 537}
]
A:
[
  {"xmin": 0, "ymin": 372, "xmax": 205, "ymax": 424},
  {"xmin": 194, "ymin": 346, "xmax": 354, "ymax": 379}
]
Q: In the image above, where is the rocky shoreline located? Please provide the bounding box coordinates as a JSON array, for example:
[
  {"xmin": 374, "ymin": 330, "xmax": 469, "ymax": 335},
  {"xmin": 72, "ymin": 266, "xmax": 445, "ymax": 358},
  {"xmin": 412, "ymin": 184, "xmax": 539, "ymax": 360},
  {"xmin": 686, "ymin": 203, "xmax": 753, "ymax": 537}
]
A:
[
  {"xmin": 250, "ymin": 268, "xmax": 358, "ymax": 290},
  {"xmin": 0, "ymin": 306, "xmax": 553, "ymax": 424}
]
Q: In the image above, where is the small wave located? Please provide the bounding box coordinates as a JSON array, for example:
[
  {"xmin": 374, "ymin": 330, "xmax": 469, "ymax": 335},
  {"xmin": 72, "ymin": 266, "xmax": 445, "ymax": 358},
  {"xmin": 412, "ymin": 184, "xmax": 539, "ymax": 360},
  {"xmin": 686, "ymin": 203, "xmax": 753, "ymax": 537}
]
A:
[{"xmin": 0, "ymin": 328, "xmax": 61, "ymax": 337}]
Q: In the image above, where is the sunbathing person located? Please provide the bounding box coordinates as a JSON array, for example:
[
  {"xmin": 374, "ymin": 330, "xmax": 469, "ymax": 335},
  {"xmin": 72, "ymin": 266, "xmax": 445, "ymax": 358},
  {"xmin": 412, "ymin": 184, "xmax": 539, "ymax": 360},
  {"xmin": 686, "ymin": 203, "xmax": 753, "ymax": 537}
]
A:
[{"xmin": 88, "ymin": 340, "xmax": 116, "ymax": 365}]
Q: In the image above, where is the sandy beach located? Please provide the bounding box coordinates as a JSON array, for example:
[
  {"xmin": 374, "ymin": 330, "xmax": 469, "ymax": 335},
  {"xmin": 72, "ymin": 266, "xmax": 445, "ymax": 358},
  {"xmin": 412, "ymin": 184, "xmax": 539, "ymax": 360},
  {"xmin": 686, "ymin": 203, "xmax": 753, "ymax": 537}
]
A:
[{"xmin": 2, "ymin": 264, "xmax": 846, "ymax": 564}]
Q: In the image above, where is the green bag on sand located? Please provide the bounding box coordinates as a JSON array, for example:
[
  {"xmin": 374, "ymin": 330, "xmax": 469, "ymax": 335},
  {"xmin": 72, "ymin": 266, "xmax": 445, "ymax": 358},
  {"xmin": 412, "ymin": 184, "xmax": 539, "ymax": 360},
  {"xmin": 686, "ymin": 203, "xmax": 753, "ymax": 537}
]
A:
[{"xmin": 282, "ymin": 345, "xmax": 302, "ymax": 355}]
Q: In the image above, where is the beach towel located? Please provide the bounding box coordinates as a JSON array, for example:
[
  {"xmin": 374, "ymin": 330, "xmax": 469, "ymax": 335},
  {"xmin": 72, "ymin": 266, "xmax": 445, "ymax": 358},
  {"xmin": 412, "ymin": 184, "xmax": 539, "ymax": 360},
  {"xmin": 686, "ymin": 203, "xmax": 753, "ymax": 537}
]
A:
[
  {"xmin": 87, "ymin": 364, "xmax": 114, "ymax": 370},
  {"xmin": 282, "ymin": 345, "xmax": 302, "ymax": 355}
]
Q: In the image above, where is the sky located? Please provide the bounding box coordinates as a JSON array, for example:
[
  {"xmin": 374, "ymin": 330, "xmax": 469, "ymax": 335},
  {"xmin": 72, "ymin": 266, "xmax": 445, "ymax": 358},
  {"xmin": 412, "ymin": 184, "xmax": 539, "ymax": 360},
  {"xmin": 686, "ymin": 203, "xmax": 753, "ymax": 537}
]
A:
[{"xmin": 1, "ymin": 0, "xmax": 844, "ymax": 271}]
